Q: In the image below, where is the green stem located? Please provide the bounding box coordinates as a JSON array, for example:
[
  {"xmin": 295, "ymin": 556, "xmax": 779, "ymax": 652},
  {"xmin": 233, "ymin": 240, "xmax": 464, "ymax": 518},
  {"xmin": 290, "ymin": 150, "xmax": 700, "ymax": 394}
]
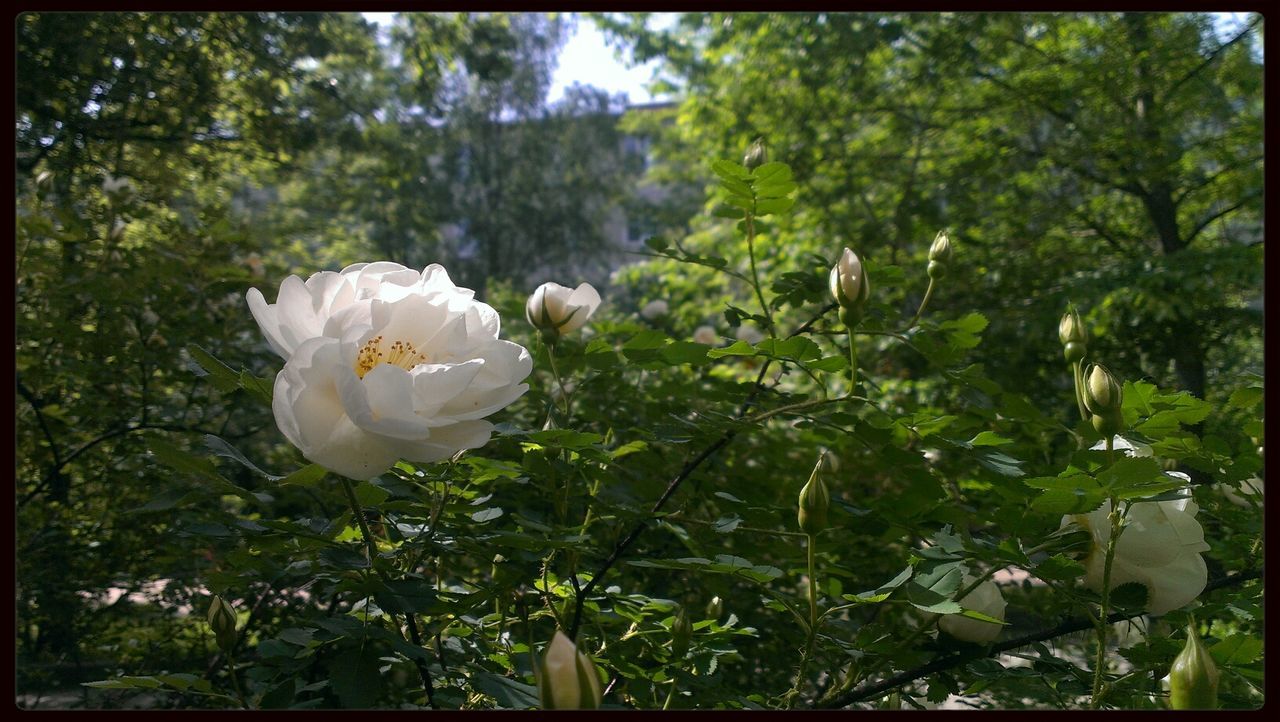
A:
[
  {"xmin": 1090, "ymin": 498, "xmax": 1124, "ymax": 709},
  {"xmin": 786, "ymin": 534, "xmax": 821, "ymax": 709},
  {"xmin": 339, "ymin": 476, "xmax": 438, "ymax": 709},
  {"xmin": 903, "ymin": 278, "xmax": 937, "ymax": 332},
  {"xmin": 662, "ymin": 676, "xmax": 679, "ymax": 710},
  {"xmin": 745, "ymin": 212, "xmax": 774, "ymax": 334},
  {"xmin": 226, "ymin": 651, "xmax": 250, "ymax": 709},
  {"xmin": 847, "ymin": 329, "xmax": 858, "ymax": 392}
]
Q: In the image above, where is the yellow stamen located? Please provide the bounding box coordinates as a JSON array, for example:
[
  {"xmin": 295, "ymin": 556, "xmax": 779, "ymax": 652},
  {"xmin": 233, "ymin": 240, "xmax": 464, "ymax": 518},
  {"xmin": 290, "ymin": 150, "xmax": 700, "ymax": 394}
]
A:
[{"xmin": 354, "ymin": 335, "xmax": 428, "ymax": 378}]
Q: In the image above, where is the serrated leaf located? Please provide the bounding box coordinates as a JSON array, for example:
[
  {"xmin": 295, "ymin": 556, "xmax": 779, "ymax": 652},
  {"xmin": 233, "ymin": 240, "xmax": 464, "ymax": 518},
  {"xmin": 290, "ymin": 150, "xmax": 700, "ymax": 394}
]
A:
[
  {"xmin": 967, "ymin": 431, "xmax": 1012, "ymax": 447},
  {"xmin": 1210, "ymin": 634, "xmax": 1263, "ymax": 666},
  {"xmin": 707, "ymin": 341, "xmax": 758, "ymax": 358},
  {"xmin": 187, "ymin": 344, "xmax": 240, "ymax": 392},
  {"xmin": 279, "ymin": 464, "xmax": 327, "ymax": 487},
  {"xmin": 471, "ymin": 507, "xmax": 504, "ymax": 523},
  {"xmin": 1033, "ymin": 554, "xmax": 1086, "ymax": 581}
]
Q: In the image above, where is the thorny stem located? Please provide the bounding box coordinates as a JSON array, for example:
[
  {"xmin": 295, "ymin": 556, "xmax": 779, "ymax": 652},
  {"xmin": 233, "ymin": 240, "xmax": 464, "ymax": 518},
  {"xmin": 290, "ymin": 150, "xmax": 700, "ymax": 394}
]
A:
[
  {"xmin": 339, "ymin": 476, "xmax": 438, "ymax": 709},
  {"xmin": 1090, "ymin": 435, "xmax": 1122, "ymax": 709}
]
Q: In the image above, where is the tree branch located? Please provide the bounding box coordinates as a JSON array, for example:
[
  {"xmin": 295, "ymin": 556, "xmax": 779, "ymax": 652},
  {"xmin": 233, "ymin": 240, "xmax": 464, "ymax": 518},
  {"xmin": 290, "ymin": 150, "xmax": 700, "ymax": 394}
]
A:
[{"xmin": 818, "ymin": 566, "xmax": 1263, "ymax": 709}]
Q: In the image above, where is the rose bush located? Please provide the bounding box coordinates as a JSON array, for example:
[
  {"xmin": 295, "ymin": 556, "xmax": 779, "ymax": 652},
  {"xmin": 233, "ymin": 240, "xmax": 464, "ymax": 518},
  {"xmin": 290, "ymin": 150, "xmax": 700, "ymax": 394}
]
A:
[{"xmin": 248, "ymin": 262, "xmax": 531, "ymax": 479}]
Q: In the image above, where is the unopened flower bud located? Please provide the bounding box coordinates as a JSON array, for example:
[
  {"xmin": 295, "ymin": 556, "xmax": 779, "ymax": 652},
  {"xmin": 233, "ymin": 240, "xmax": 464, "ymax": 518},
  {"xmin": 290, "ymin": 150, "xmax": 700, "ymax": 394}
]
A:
[
  {"xmin": 1059, "ymin": 307, "xmax": 1087, "ymax": 363},
  {"xmin": 705, "ymin": 596, "xmax": 724, "ymax": 620},
  {"xmin": 797, "ymin": 455, "xmax": 831, "ymax": 535},
  {"xmin": 927, "ymin": 231, "xmax": 952, "ymax": 279},
  {"xmin": 1168, "ymin": 622, "xmax": 1219, "ymax": 710},
  {"xmin": 527, "ymin": 282, "xmax": 602, "ymax": 342},
  {"xmin": 1083, "ymin": 363, "xmax": 1125, "ymax": 436},
  {"xmin": 207, "ymin": 595, "xmax": 238, "ymax": 652},
  {"xmin": 671, "ymin": 605, "xmax": 693, "ymax": 658},
  {"xmin": 537, "ymin": 631, "xmax": 603, "ymax": 710},
  {"xmin": 743, "ymin": 138, "xmax": 768, "ymax": 170},
  {"xmin": 829, "ymin": 247, "xmax": 870, "ymax": 327},
  {"xmin": 36, "ymin": 170, "xmax": 54, "ymax": 190}
]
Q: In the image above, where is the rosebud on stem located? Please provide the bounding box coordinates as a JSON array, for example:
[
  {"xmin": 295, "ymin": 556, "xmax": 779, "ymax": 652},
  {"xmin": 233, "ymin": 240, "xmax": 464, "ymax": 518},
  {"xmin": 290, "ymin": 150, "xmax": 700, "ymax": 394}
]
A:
[
  {"xmin": 744, "ymin": 138, "xmax": 768, "ymax": 170},
  {"xmin": 1168, "ymin": 621, "xmax": 1219, "ymax": 710},
  {"xmin": 926, "ymin": 231, "xmax": 952, "ymax": 280},
  {"xmin": 1083, "ymin": 363, "xmax": 1125, "ymax": 438},
  {"xmin": 671, "ymin": 605, "xmax": 693, "ymax": 658},
  {"xmin": 537, "ymin": 631, "xmax": 603, "ymax": 710},
  {"xmin": 797, "ymin": 454, "xmax": 831, "ymax": 536},
  {"xmin": 207, "ymin": 595, "xmax": 238, "ymax": 653}
]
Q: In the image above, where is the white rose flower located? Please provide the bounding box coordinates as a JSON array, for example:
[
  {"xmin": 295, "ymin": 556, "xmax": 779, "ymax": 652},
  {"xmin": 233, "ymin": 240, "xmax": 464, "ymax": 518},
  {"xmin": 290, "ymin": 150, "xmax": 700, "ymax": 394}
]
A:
[
  {"xmin": 735, "ymin": 325, "xmax": 765, "ymax": 345},
  {"xmin": 640, "ymin": 299, "xmax": 669, "ymax": 320},
  {"xmin": 102, "ymin": 173, "xmax": 133, "ymax": 197},
  {"xmin": 1065, "ymin": 497, "xmax": 1210, "ymax": 616},
  {"xmin": 693, "ymin": 325, "xmax": 718, "ymax": 345},
  {"xmin": 938, "ymin": 574, "xmax": 1006, "ymax": 643},
  {"xmin": 526, "ymin": 282, "xmax": 602, "ymax": 337},
  {"xmin": 1219, "ymin": 477, "xmax": 1263, "ymax": 509},
  {"xmin": 248, "ymin": 262, "xmax": 532, "ymax": 480}
]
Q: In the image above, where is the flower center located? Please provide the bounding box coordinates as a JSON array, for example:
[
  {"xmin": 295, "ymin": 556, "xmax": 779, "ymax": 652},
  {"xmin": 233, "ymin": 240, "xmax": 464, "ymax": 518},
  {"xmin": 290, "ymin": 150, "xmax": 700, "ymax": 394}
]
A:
[{"xmin": 354, "ymin": 335, "xmax": 429, "ymax": 378}]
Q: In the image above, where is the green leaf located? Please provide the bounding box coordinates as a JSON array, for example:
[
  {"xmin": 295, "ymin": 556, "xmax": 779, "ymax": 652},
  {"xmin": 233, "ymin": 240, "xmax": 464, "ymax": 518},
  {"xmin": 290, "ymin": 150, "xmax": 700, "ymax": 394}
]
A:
[
  {"xmin": 204, "ymin": 434, "xmax": 283, "ymax": 480},
  {"xmin": 1210, "ymin": 634, "xmax": 1263, "ymax": 666},
  {"xmin": 661, "ymin": 341, "xmax": 711, "ymax": 366},
  {"xmin": 750, "ymin": 161, "xmax": 793, "ymax": 184},
  {"xmin": 967, "ymin": 431, "xmax": 1013, "ymax": 447},
  {"xmin": 471, "ymin": 673, "xmax": 540, "ymax": 710},
  {"xmin": 711, "ymin": 159, "xmax": 750, "ymax": 180},
  {"xmin": 707, "ymin": 340, "xmax": 758, "ymax": 358},
  {"xmin": 279, "ymin": 464, "xmax": 328, "ymax": 487},
  {"xmin": 186, "ymin": 344, "xmax": 240, "ymax": 392},
  {"xmin": 1033, "ymin": 554, "xmax": 1086, "ymax": 581},
  {"xmin": 329, "ymin": 646, "xmax": 385, "ymax": 709},
  {"xmin": 471, "ymin": 507, "xmax": 504, "ymax": 523},
  {"xmin": 1228, "ymin": 386, "xmax": 1263, "ymax": 410},
  {"xmin": 754, "ymin": 196, "xmax": 795, "ymax": 215},
  {"xmin": 644, "ymin": 236, "xmax": 670, "ymax": 252}
]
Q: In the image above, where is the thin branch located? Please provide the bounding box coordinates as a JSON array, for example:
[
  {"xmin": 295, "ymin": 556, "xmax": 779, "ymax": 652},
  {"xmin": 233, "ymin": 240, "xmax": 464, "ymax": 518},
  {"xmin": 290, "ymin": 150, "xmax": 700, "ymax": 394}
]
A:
[
  {"xmin": 1185, "ymin": 190, "xmax": 1261, "ymax": 246},
  {"xmin": 1165, "ymin": 18, "xmax": 1261, "ymax": 99},
  {"xmin": 566, "ymin": 302, "xmax": 837, "ymax": 639},
  {"xmin": 818, "ymin": 566, "xmax": 1263, "ymax": 709}
]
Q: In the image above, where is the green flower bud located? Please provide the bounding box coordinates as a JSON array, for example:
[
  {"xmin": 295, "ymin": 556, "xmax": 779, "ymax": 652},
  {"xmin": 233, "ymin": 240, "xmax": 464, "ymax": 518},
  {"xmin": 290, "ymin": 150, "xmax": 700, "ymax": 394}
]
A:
[
  {"xmin": 743, "ymin": 138, "xmax": 768, "ymax": 170},
  {"xmin": 1168, "ymin": 623, "xmax": 1219, "ymax": 710},
  {"xmin": 207, "ymin": 595, "xmax": 238, "ymax": 652},
  {"xmin": 671, "ymin": 605, "xmax": 693, "ymax": 658},
  {"xmin": 537, "ymin": 631, "xmax": 603, "ymax": 710},
  {"xmin": 1063, "ymin": 341, "xmax": 1086, "ymax": 364},
  {"xmin": 926, "ymin": 259, "xmax": 947, "ymax": 280},
  {"xmin": 705, "ymin": 596, "xmax": 724, "ymax": 620},
  {"xmin": 797, "ymin": 455, "xmax": 831, "ymax": 535}
]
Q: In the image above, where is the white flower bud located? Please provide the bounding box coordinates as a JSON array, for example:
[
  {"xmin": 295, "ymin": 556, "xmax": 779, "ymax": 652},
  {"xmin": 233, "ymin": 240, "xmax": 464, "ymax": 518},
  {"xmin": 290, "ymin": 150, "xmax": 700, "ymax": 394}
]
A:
[
  {"xmin": 526, "ymin": 282, "xmax": 602, "ymax": 338},
  {"xmin": 829, "ymin": 247, "xmax": 868, "ymax": 310}
]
